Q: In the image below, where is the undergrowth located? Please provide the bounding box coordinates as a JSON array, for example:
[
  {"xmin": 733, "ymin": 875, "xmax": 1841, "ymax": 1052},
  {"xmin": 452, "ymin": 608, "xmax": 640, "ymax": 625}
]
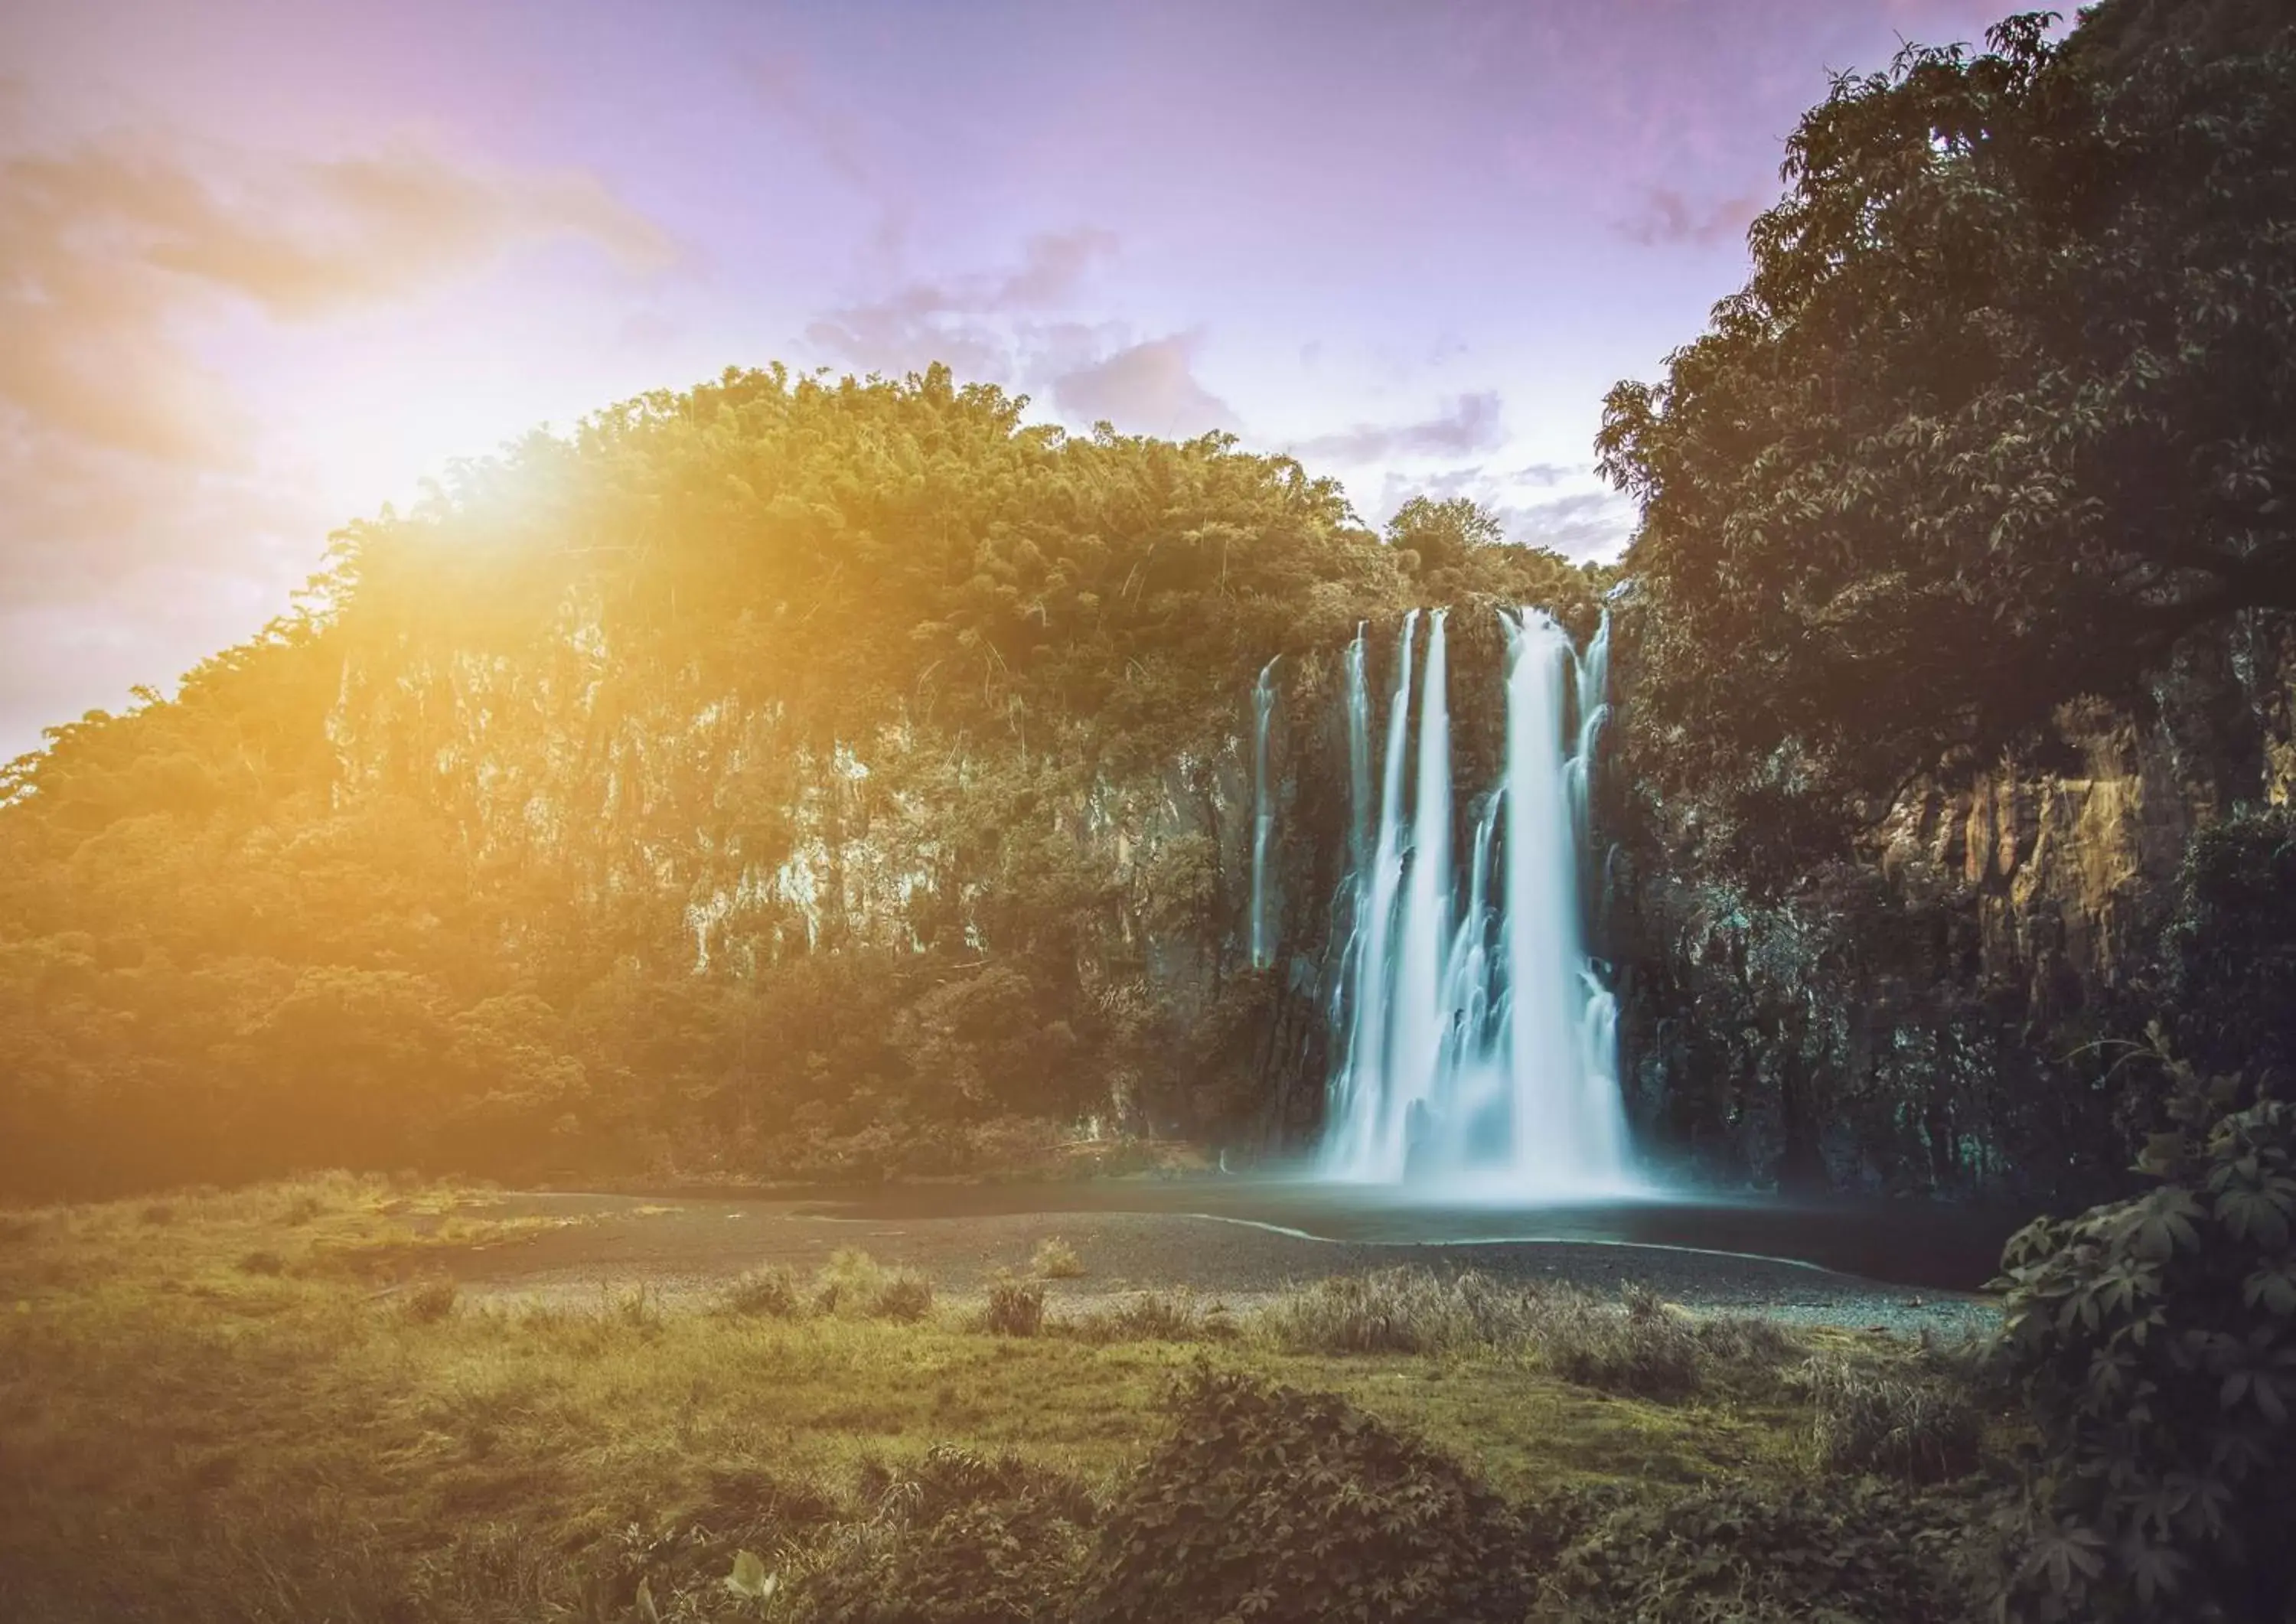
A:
[{"xmin": 0, "ymin": 1178, "xmax": 2013, "ymax": 1623}]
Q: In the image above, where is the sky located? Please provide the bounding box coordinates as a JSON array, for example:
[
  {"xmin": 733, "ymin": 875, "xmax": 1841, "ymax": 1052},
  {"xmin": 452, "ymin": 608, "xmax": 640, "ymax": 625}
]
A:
[{"xmin": 0, "ymin": 0, "xmax": 2017, "ymax": 760}]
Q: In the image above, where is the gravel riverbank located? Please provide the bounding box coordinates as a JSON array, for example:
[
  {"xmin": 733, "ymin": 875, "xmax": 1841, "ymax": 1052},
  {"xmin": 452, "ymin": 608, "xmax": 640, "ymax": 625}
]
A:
[{"xmin": 442, "ymin": 1193, "xmax": 1998, "ymax": 1339}]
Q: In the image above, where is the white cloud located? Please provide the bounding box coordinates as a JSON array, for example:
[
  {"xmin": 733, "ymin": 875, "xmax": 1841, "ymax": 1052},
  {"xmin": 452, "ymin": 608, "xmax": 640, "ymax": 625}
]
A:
[{"xmin": 1051, "ymin": 334, "xmax": 1238, "ymax": 439}]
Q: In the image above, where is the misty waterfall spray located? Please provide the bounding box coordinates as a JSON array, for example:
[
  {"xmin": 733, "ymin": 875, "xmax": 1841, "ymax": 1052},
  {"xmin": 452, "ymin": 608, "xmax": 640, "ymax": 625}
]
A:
[{"xmin": 1318, "ymin": 605, "xmax": 1633, "ymax": 1196}]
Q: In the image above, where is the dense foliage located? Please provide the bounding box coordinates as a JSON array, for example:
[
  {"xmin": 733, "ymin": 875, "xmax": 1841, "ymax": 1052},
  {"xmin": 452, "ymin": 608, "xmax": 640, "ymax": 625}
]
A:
[
  {"xmin": 1600, "ymin": 2, "xmax": 2296, "ymax": 856},
  {"xmin": 1075, "ymin": 1363, "xmax": 1534, "ymax": 1624},
  {"xmin": 796, "ymin": 1446, "xmax": 1096, "ymax": 1624},
  {"xmin": 2, "ymin": 0, "xmax": 2288, "ymax": 1220},
  {"xmin": 2164, "ymin": 804, "xmax": 2296, "ymax": 1085},
  {"xmin": 1993, "ymin": 1065, "xmax": 2296, "ymax": 1620},
  {"xmin": 1598, "ymin": 0, "xmax": 2296, "ymax": 1205},
  {"xmin": 0, "ymin": 364, "xmax": 1593, "ymax": 1200},
  {"xmin": 1535, "ymin": 1479, "xmax": 1987, "ymax": 1623}
]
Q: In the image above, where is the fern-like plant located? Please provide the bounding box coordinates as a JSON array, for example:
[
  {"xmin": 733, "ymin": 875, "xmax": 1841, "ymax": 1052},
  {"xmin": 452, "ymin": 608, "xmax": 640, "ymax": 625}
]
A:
[{"xmin": 1993, "ymin": 1043, "xmax": 2295, "ymax": 1620}]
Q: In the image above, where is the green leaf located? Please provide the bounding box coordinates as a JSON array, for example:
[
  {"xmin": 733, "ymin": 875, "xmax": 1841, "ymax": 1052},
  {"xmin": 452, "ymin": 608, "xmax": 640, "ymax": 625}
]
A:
[{"xmin": 726, "ymin": 1548, "xmax": 778, "ymax": 1601}]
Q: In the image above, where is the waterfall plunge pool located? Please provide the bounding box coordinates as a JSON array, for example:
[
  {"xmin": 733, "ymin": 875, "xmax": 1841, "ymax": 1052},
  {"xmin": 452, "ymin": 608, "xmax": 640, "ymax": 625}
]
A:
[{"xmin": 768, "ymin": 1177, "xmax": 2029, "ymax": 1295}]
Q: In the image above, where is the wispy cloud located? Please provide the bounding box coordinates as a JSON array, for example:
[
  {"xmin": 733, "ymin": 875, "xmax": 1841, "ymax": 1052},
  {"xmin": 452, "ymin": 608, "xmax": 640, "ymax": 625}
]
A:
[
  {"xmin": 804, "ymin": 227, "xmax": 1120, "ymax": 380},
  {"xmin": 748, "ymin": 50, "xmax": 915, "ymax": 265},
  {"xmin": 1502, "ymin": 488, "xmax": 1636, "ymax": 559},
  {"xmin": 801, "ymin": 230, "xmax": 1240, "ymax": 445},
  {"xmin": 0, "ymin": 125, "xmax": 673, "ymax": 748},
  {"xmin": 1292, "ymin": 391, "xmax": 1505, "ymax": 465},
  {"xmin": 1052, "ymin": 334, "xmax": 1236, "ymax": 439},
  {"xmin": 0, "ymin": 134, "xmax": 672, "ymax": 461},
  {"xmin": 1615, "ymin": 185, "xmax": 1761, "ymax": 248}
]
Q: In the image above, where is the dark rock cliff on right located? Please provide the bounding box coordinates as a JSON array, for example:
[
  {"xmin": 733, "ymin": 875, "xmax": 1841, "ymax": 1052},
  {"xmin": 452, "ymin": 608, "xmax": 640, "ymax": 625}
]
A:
[{"xmin": 1607, "ymin": 610, "xmax": 2296, "ymax": 1203}]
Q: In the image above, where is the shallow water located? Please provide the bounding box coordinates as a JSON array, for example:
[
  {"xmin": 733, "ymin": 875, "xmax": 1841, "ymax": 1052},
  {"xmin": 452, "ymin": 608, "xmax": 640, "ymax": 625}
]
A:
[{"xmin": 778, "ymin": 1177, "xmax": 2034, "ymax": 1293}]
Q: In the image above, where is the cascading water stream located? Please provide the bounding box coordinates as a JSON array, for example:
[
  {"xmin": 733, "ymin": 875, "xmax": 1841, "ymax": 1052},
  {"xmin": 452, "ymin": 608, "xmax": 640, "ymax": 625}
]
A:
[
  {"xmin": 1318, "ymin": 605, "xmax": 1636, "ymax": 1197},
  {"xmin": 1324, "ymin": 611, "xmax": 1418, "ymax": 1178},
  {"xmin": 1249, "ymin": 655, "xmax": 1280, "ymax": 970}
]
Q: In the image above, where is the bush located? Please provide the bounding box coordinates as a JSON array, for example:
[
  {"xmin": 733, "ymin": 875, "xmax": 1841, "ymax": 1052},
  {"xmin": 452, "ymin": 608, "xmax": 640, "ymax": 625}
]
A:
[
  {"xmin": 400, "ymin": 1274, "xmax": 458, "ymax": 1323},
  {"xmin": 795, "ymin": 1446, "xmax": 1095, "ymax": 1624},
  {"xmin": 1992, "ymin": 1081, "xmax": 2296, "ymax": 1621},
  {"xmin": 1058, "ymin": 1288, "xmax": 1231, "ymax": 1345},
  {"xmin": 1538, "ymin": 1283, "xmax": 1705, "ymax": 1397},
  {"xmin": 982, "ymin": 1272, "xmax": 1045, "ymax": 1337},
  {"xmin": 1074, "ymin": 1365, "xmax": 1532, "ymax": 1624},
  {"xmin": 1029, "ymin": 1235, "xmax": 1084, "ymax": 1280},
  {"xmin": 1536, "ymin": 1478, "xmax": 1985, "ymax": 1622},
  {"xmin": 719, "ymin": 1264, "xmax": 804, "ymax": 1318},
  {"xmin": 871, "ymin": 1271, "xmax": 935, "ymax": 1324},
  {"xmin": 813, "ymin": 1250, "xmax": 935, "ymax": 1322},
  {"xmin": 1254, "ymin": 1268, "xmax": 1800, "ymax": 1397},
  {"xmin": 1254, "ymin": 1266, "xmax": 1548, "ymax": 1354},
  {"xmin": 1794, "ymin": 1352, "xmax": 1981, "ymax": 1483}
]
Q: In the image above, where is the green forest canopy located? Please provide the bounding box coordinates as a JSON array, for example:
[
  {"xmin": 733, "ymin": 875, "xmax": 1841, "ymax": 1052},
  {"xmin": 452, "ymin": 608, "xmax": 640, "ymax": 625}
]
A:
[
  {"xmin": 1599, "ymin": 2, "xmax": 2296, "ymax": 861},
  {"xmin": 0, "ymin": 366, "xmax": 1592, "ymax": 1199}
]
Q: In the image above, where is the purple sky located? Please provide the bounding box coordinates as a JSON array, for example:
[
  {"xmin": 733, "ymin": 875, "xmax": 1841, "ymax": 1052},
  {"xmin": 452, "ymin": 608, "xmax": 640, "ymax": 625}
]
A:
[{"xmin": 0, "ymin": 0, "xmax": 2017, "ymax": 758}]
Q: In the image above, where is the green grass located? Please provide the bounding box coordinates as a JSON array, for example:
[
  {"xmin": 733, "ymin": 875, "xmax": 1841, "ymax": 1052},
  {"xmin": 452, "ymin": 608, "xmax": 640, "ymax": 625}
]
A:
[{"xmin": 0, "ymin": 1176, "xmax": 1994, "ymax": 1622}]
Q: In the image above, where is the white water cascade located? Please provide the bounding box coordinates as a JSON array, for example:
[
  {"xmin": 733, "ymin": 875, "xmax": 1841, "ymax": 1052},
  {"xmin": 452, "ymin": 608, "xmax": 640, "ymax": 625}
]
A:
[
  {"xmin": 1319, "ymin": 606, "xmax": 1635, "ymax": 1196},
  {"xmin": 1249, "ymin": 655, "xmax": 1280, "ymax": 970}
]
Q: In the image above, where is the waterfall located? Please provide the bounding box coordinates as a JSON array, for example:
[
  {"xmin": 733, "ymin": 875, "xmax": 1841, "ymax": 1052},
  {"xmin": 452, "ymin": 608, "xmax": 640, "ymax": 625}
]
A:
[
  {"xmin": 1318, "ymin": 605, "xmax": 1635, "ymax": 1197},
  {"xmin": 1324, "ymin": 611, "xmax": 1417, "ymax": 1177},
  {"xmin": 1249, "ymin": 656, "xmax": 1280, "ymax": 968}
]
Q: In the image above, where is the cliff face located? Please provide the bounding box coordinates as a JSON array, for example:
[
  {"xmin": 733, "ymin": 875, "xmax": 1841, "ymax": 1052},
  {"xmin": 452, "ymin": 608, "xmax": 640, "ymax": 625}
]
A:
[
  {"xmin": 1612, "ymin": 613, "xmax": 2296, "ymax": 1199},
  {"xmin": 318, "ymin": 581, "xmax": 1314, "ymax": 1156},
  {"xmin": 305, "ymin": 568, "xmax": 2291, "ymax": 1201}
]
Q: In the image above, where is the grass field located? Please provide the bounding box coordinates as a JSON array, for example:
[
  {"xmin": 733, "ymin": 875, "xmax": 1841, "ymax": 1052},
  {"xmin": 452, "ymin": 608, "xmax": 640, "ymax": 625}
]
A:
[{"xmin": 0, "ymin": 1175, "xmax": 2007, "ymax": 1622}]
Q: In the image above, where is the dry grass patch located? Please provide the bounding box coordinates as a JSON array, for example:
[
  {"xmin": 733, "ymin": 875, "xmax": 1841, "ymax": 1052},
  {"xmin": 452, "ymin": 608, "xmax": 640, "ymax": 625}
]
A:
[
  {"xmin": 1030, "ymin": 1235, "xmax": 1085, "ymax": 1279},
  {"xmin": 1254, "ymin": 1267, "xmax": 1808, "ymax": 1398},
  {"xmin": 1794, "ymin": 1349, "xmax": 1987, "ymax": 1482}
]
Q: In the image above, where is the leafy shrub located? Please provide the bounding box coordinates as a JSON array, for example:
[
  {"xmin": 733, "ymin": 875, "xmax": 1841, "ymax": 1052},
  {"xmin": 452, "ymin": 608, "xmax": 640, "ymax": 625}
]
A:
[
  {"xmin": 981, "ymin": 1272, "xmax": 1045, "ymax": 1337},
  {"xmin": 1073, "ymin": 1365, "xmax": 1532, "ymax": 1624},
  {"xmin": 796, "ymin": 1445, "xmax": 1094, "ymax": 1624},
  {"xmin": 719, "ymin": 1264, "xmax": 804, "ymax": 1318},
  {"xmin": 1535, "ymin": 1478, "xmax": 1985, "ymax": 1622},
  {"xmin": 1029, "ymin": 1235, "xmax": 1084, "ymax": 1280},
  {"xmin": 1794, "ymin": 1352, "xmax": 1981, "ymax": 1483},
  {"xmin": 1992, "ymin": 1081, "xmax": 2296, "ymax": 1621}
]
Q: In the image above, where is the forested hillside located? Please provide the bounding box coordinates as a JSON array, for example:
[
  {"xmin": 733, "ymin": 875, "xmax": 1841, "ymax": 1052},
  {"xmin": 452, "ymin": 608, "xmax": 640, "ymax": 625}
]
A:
[
  {"xmin": 4, "ymin": 0, "xmax": 2292, "ymax": 1208},
  {"xmin": 0, "ymin": 367, "xmax": 1591, "ymax": 1198},
  {"xmin": 1601, "ymin": 1, "xmax": 2296, "ymax": 1199}
]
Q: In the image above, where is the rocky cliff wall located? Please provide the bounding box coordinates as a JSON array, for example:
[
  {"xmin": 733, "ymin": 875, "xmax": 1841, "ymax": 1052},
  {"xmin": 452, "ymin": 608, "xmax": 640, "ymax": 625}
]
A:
[{"xmin": 1612, "ymin": 612, "xmax": 2296, "ymax": 1199}]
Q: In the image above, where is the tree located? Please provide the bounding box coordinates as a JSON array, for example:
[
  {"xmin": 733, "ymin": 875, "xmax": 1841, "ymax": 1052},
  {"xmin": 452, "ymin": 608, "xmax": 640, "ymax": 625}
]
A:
[
  {"xmin": 1384, "ymin": 495, "xmax": 1502, "ymax": 571},
  {"xmin": 1598, "ymin": 5, "xmax": 2296, "ymax": 848},
  {"xmin": 0, "ymin": 360, "xmax": 1604, "ymax": 1198}
]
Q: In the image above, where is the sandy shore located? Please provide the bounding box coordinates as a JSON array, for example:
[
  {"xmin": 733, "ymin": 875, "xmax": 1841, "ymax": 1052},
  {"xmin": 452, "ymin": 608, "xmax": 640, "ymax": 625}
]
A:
[{"xmin": 436, "ymin": 1193, "xmax": 1998, "ymax": 1338}]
